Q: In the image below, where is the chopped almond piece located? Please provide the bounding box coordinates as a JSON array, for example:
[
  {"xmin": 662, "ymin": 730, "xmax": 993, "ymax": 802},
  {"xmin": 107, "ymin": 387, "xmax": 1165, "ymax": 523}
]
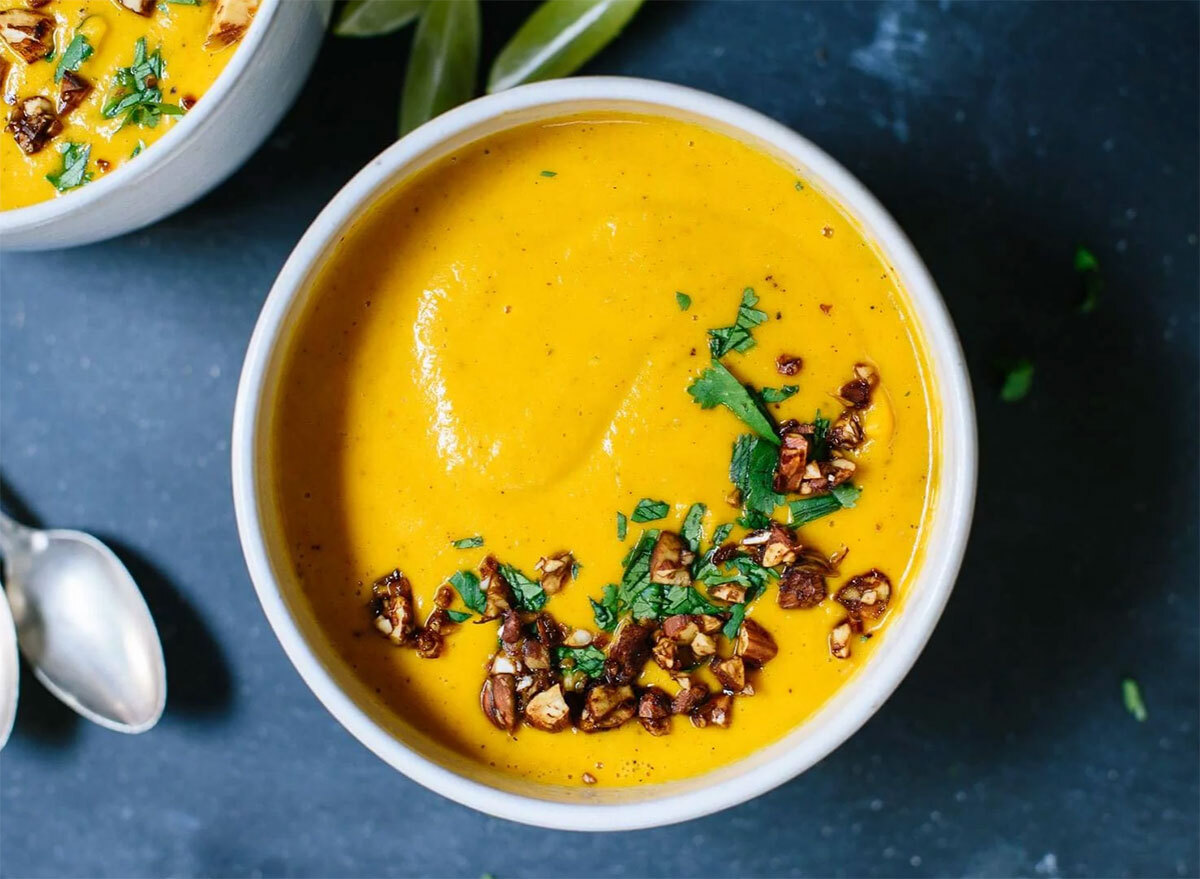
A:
[
  {"xmin": 414, "ymin": 627, "xmax": 442, "ymax": 659},
  {"xmin": 774, "ymin": 420, "xmax": 811, "ymax": 493},
  {"xmin": 205, "ymin": 0, "xmax": 259, "ymax": 50},
  {"xmin": 670, "ymin": 680, "xmax": 708, "ymax": 715},
  {"xmin": 744, "ymin": 522, "xmax": 800, "ymax": 568},
  {"xmin": 711, "ymin": 656, "xmax": 747, "ymax": 693},
  {"xmin": 490, "ymin": 652, "xmax": 521, "ymax": 675},
  {"xmin": 838, "ymin": 363, "xmax": 879, "ymax": 409},
  {"xmin": 433, "ymin": 584, "xmax": 454, "ymax": 608},
  {"xmin": 829, "ymin": 619, "xmax": 853, "ymax": 659},
  {"xmin": 478, "ymin": 556, "xmax": 514, "ymax": 621},
  {"xmin": 498, "ymin": 610, "xmax": 522, "ymax": 646},
  {"xmin": 735, "ymin": 618, "xmax": 778, "ymax": 667},
  {"xmin": 651, "ymin": 634, "xmax": 686, "ymax": 672},
  {"xmin": 370, "ymin": 569, "xmax": 415, "ymax": 645},
  {"xmin": 480, "ymin": 673, "xmax": 518, "ymax": 731},
  {"xmin": 649, "ymin": 531, "xmax": 694, "ymax": 587},
  {"xmin": 709, "ymin": 582, "xmax": 746, "ymax": 604},
  {"xmin": 827, "ymin": 409, "xmax": 864, "ymax": 450},
  {"xmin": 0, "ymin": 9, "xmax": 53, "ymax": 64},
  {"xmin": 828, "ymin": 545, "xmax": 850, "ymax": 567},
  {"xmin": 603, "ymin": 621, "xmax": 652, "ymax": 684},
  {"xmin": 690, "ymin": 631, "xmax": 717, "ymax": 658},
  {"xmin": 835, "ymin": 569, "xmax": 892, "ymax": 621},
  {"xmin": 637, "ymin": 687, "xmax": 672, "ymax": 736},
  {"xmin": 776, "ymin": 353, "xmax": 803, "ymax": 376},
  {"xmin": 117, "ymin": 0, "xmax": 155, "ymax": 15},
  {"xmin": 534, "ymin": 552, "xmax": 574, "ymax": 595},
  {"xmin": 691, "ymin": 693, "xmax": 733, "ymax": 728},
  {"xmin": 660, "ymin": 614, "xmax": 700, "ymax": 644},
  {"xmin": 524, "ymin": 683, "xmax": 570, "ymax": 732},
  {"xmin": 579, "ymin": 684, "xmax": 636, "ymax": 732},
  {"xmin": 799, "ymin": 457, "xmax": 856, "ymax": 496},
  {"xmin": 778, "ymin": 564, "xmax": 826, "ymax": 609},
  {"xmin": 564, "ymin": 627, "xmax": 592, "ymax": 647},
  {"xmin": 522, "ymin": 639, "xmax": 551, "ymax": 671},
  {"xmin": 696, "ymin": 614, "xmax": 724, "ymax": 634}
]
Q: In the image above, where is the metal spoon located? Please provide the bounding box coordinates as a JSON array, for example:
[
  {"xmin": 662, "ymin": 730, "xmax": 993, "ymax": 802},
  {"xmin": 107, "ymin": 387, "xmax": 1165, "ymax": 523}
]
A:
[
  {"xmin": 0, "ymin": 511, "xmax": 165, "ymax": 733},
  {"xmin": 0, "ymin": 578, "xmax": 17, "ymax": 749}
]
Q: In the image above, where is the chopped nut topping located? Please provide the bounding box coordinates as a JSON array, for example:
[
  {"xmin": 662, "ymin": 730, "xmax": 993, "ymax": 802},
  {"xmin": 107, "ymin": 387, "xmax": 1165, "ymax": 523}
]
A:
[
  {"xmin": 603, "ymin": 621, "xmax": 652, "ymax": 684},
  {"xmin": 524, "ymin": 683, "xmax": 571, "ymax": 732},
  {"xmin": 57, "ymin": 71, "xmax": 92, "ymax": 115},
  {"xmin": 490, "ymin": 652, "xmax": 521, "ymax": 675},
  {"xmin": 735, "ymin": 618, "xmax": 778, "ymax": 667},
  {"xmin": 0, "ymin": 9, "xmax": 53, "ymax": 64},
  {"xmin": 564, "ymin": 627, "xmax": 592, "ymax": 648},
  {"xmin": 523, "ymin": 639, "xmax": 551, "ymax": 671},
  {"xmin": 6, "ymin": 95, "xmax": 59, "ymax": 154},
  {"xmin": 778, "ymin": 564, "xmax": 826, "ymax": 609},
  {"xmin": 117, "ymin": 0, "xmax": 155, "ymax": 15},
  {"xmin": 798, "ymin": 457, "xmax": 856, "ymax": 496},
  {"xmin": 827, "ymin": 409, "xmax": 864, "ymax": 450},
  {"xmin": 534, "ymin": 612, "xmax": 563, "ymax": 646},
  {"xmin": 776, "ymin": 353, "xmax": 803, "ymax": 376},
  {"xmin": 690, "ymin": 631, "xmax": 717, "ymax": 658},
  {"xmin": 835, "ymin": 569, "xmax": 892, "ymax": 621},
  {"xmin": 582, "ymin": 772, "xmax": 597, "ymax": 785},
  {"xmin": 651, "ymin": 633, "xmax": 687, "ymax": 671},
  {"xmin": 691, "ymin": 693, "xmax": 733, "ymax": 728},
  {"xmin": 478, "ymin": 556, "xmax": 514, "ymax": 621},
  {"xmin": 433, "ymin": 585, "xmax": 454, "ymax": 609},
  {"xmin": 709, "ymin": 582, "xmax": 746, "ymax": 604},
  {"xmin": 711, "ymin": 656, "xmax": 747, "ymax": 693},
  {"xmin": 670, "ymin": 680, "xmax": 709, "ymax": 715},
  {"xmin": 829, "ymin": 619, "xmax": 853, "ymax": 659},
  {"xmin": 649, "ymin": 531, "xmax": 694, "ymax": 587},
  {"xmin": 711, "ymin": 543, "xmax": 740, "ymax": 565},
  {"xmin": 498, "ymin": 610, "xmax": 522, "ymax": 646},
  {"xmin": 696, "ymin": 614, "xmax": 724, "ymax": 634},
  {"xmin": 637, "ymin": 687, "xmax": 672, "ymax": 736},
  {"xmin": 774, "ymin": 420, "xmax": 812, "ymax": 493},
  {"xmin": 414, "ymin": 626, "xmax": 442, "ymax": 659},
  {"xmin": 480, "ymin": 673, "xmax": 518, "ymax": 731},
  {"xmin": 660, "ymin": 614, "xmax": 701, "ymax": 644},
  {"xmin": 743, "ymin": 522, "xmax": 801, "ymax": 568},
  {"xmin": 838, "ymin": 363, "xmax": 879, "ymax": 409},
  {"xmin": 535, "ymin": 552, "xmax": 574, "ymax": 595},
  {"xmin": 206, "ymin": 0, "xmax": 259, "ymax": 50},
  {"xmin": 370, "ymin": 569, "xmax": 415, "ymax": 645},
  {"xmin": 579, "ymin": 684, "xmax": 636, "ymax": 732},
  {"xmin": 828, "ymin": 545, "xmax": 850, "ymax": 567}
]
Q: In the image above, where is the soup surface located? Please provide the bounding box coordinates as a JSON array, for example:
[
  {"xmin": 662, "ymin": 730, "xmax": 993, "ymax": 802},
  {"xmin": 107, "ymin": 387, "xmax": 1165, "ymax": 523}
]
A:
[
  {"xmin": 0, "ymin": 0, "xmax": 256, "ymax": 210},
  {"xmin": 270, "ymin": 113, "xmax": 937, "ymax": 787}
]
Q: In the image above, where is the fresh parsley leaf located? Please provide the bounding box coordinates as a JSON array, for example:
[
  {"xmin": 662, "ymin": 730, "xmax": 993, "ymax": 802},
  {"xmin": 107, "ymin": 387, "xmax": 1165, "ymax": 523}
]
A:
[
  {"xmin": 1000, "ymin": 359, "xmax": 1034, "ymax": 402},
  {"xmin": 831, "ymin": 482, "xmax": 861, "ymax": 508},
  {"xmin": 737, "ymin": 509, "xmax": 771, "ymax": 530},
  {"xmin": 631, "ymin": 498, "xmax": 669, "ymax": 523},
  {"xmin": 499, "ymin": 563, "xmax": 546, "ymax": 612},
  {"xmin": 1075, "ymin": 246, "xmax": 1102, "ymax": 313},
  {"xmin": 630, "ymin": 582, "xmax": 665, "ymax": 620},
  {"xmin": 616, "ymin": 511, "xmax": 627, "ymax": 541},
  {"xmin": 708, "ymin": 287, "xmax": 768, "ymax": 358},
  {"xmin": 722, "ymin": 603, "xmax": 747, "ymax": 639},
  {"xmin": 810, "ymin": 410, "xmax": 831, "ymax": 462},
  {"xmin": 788, "ymin": 483, "xmax": 860, "ymax": 526},
  {"xmin": 590, "ymin": 584, "xmax": 620, "ymax": 631},
  {"xmin": 449, "ymin": 571, "xmax": 486, "ymax": 614},
  {"xmin": 676, "ymin": 291, "xmax": 691, "ymax": 311},
  {"xmin": 555, "ymin": 645, "xmax": 606, "ymax": 678},
  {"xmin": 662, "ymin": 585, "xmax": 722, "ymax": 616},
  {"xmin": 45, "ymin": 142, "xmax": 92, "ymax": 192},
  {"xmin": 759, "ymin": 384, "xmax": 799, "ymax": 404},
  {"xmin": 451, "ymin": 535, "xmax": 484, "ymax": 549},
  {"xmin": 446, "ymin": 609, "xmax": 472, "ymax": 623},
  {"xmin": 540, "ymin": 169, "xmax": 556, "ymax": 177},
  {"xmin": 730, "ymin": 434, "xmax": 784, "ymax": 518},
  {"xmin": 681, "ymin": 503, "xmax": 706, "ymax": 552},
  {"xmin": 617, "ymin": 529, "xmax": 659, "ymax": 620},
  {"xmin": 1122, "ymin": 678, "xmax": 1147, "ymax": 722},
  {"xmin": 688, "ymin": 360, "xmax": 779, "ymax": 443},
  {"xmin": 54, "ymin": 34, "xmax": 93, "ymax": 83},
  {"xmin": 130, "ymin": 140, "xmax": 145, "ymax": 158},
  {"xmin": 711, "ymin": 523, "xmax": 733, "ymax": 547},
  {"xmin": 102, "ymin": 38, "xmax": 183, "ymax": 129}
]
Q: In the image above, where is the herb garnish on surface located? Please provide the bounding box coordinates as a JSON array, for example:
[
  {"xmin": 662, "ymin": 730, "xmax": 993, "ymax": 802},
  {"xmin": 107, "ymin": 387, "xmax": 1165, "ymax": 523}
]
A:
[
  {"xmin": 102, "ymin": 39, "xmax": 183, "ymax": 129},
  {"xmin": 630, "ymin": 498, "xmax": 669, "ymax": 523},
  {"xmin": 54, "ymin": 35, "xmax": 92, "ymax": 83},
  {"xmin": 1000, "ymin": 359, "xmax": 1034, "ymax": 402},
  {"xmin": 1122, "ymin": 678, "xmax": 1147, "ymax": 722},
  {"xmin": 687, "ymin": 360, "xmax": 778, "ymax": 443},
  {"xmin": 708, "ymin": 287, "xmax": 768, "ymax": 358},
  {"xmin": 451, "ymin": 535, "xmax": 484, "ymax": 549},
  {"xmin": 45, "ymin": 142, "xmax": 92, "ymax": 192}
]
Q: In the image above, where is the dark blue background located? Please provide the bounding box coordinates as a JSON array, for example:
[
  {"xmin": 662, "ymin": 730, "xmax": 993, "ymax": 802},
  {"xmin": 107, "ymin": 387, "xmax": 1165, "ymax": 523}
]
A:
[{"xmin": 2, "ymin": 2, "xmax": 1197, "ymax": 876}]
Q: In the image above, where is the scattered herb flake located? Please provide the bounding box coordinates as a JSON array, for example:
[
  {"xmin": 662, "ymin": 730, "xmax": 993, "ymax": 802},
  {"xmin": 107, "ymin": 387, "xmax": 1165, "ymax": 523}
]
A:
[
  {"xmin": 681, "ymin": 503, "xmax": 706, "ymax": 551},
  {"xmin": 794, "ymin": 180, "xmax": 804, "ymax": 191},
  {"xmin": 831, "ymin": 482, "xmax": 861, "ymax": 508},
  {"xmin": 449, "ymin": 570, "xmax": 486, "ymax": 614},
  {"xmin": 54, "ymin": 34, "xmax": 93, "ymax": 84},
  {"xmin": 662, "ymin": 585, "xmax": 722, "ymax": 616},
  {"xmin": 446, "ymin": 609, "xmax": 472, "ymax": 624},
  {"xmin": 710, "ymin": 523, "xmax": 733, "ymax": 547},
  {"xmin": 590, "ymin": 584, "xmax": 620, "ymax": 631},
  {"xmin": 759, "ymin": 384, "xmax": 799, "ymax": 404},
  {"xmin": 1122, "ymin": 678, "xmax": 1147, "ymax": 722},
  {"xmin": 102, "ymin": 38, "xmax": 184, "ymax": 129},
  {"xmin": 499, "ymin": 563, "xmax": 547, "ymax": 612},
  {"xmin": 1075, "ymin": 246, "xmax": 1102, "ymax": 313},
  {"xmin": 687, "ymin": 360, "xmax": 779, "ymax": 443},
  {"xmin": 708, "ymin": 287, "xmax": 769, "ymax": 358},
  {"xmin": 631, "ymin": 498, "xmax": 669, "ymax": 523},
  {"xmin": 130, "ymin": 140, "xmax": 145, "ymax": 158},
  {"xmin": 45, "ymin": 142, "xmax": 92, "ymax": 192},
  {"xmin": 722, "ymin": 603, "xmax": 747, "ymax": 639},
  {"xmin": 539, "ymin": 169, "xmax": 556, "ymax": 177},
  {"xmin": 555, "ymin": 645, "xmax": 606, "ymax": 678},
  {"xmin": 616, "ymin": 529, "xmax": 659, "ymax": 620},
  {"xmin": 451, "ymin": 535, "xmax": 484, "ymax": 549},
  {"xmin": 676, "ymin": 291, "xmax": 691, "ymax": 311},
  {"xmin": 788, "ymin": 483, "xmax": 861, "ymax": 526},
  {"xmin": 1000, "ymin": 359, "xmax": 1034, "ymax": 402},
  {"xmin": 730, "ymin": 434, "xmax": 784, "ymax": 518},
  {"xmin": 616, "ymin": 511, "xmax": 627, "ymax": 541},
  {"xmin": 810, "ymin": 410, "xmax": 831, "ymax": 461}
]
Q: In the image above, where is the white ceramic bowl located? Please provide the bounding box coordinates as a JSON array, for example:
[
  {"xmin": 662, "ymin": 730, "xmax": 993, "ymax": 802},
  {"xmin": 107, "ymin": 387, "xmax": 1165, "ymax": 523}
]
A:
[
  {"xmin": 232, "ymin": 77, "xmax": 977, "ymax": 832},
  {"xmin": 0, "ymin": 0, "xmax": 331, "ymax": 251}
]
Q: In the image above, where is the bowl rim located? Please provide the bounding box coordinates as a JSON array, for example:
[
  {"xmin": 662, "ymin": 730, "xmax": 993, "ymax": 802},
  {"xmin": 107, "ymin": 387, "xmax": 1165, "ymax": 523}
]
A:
[
  {"xmin": 0, "ymin": 0, "xmax": 282, "ymax": 233},
  {"xmin": 231, "ymin": 76, "xmax": 978, "ymax": 832}
]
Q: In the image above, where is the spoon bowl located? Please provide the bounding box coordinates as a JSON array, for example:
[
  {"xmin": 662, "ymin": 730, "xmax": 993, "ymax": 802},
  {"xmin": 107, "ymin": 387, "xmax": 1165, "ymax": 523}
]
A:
[{"xmin": 0, "ymin": 515, "xmax": 165, "ymax": 733}]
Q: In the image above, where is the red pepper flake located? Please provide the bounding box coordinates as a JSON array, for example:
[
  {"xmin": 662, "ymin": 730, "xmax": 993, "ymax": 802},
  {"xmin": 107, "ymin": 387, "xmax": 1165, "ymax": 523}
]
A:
[{"xmin": 819, "ymin": 304, "xmax": 833, "ymax": 315}]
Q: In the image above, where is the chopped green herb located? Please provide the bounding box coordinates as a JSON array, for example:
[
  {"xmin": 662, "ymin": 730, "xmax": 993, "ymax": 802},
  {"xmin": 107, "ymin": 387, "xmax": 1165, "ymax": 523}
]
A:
[
  {"xmin": 730, "ymin": 434, "xmax": 784, "ymax": 518},
  {"xmin": 449, "ymin": 570, "xmax": 486, "ymax": 614},
  {"xmin": 166, "ymin": 0, "xmax": 204, "ymax": 5},
  {"xmin": 631, "ymin": 498, "xmax": 670, "ymax": 523},
  {"xmin": 789, "ymin": 484, "xmax": 861, "ymax": 526},
  {"xmin": 794, "ymin": 180, "xmax": 804, "ymax": 191},
  {"xmin": 615, "ymin": 511, "xmax": 627, "ymax": 541},
  {"xmin": 681, "ymin": 503, "xmax": 706, "ymax": 551},
  {"xmin": 737, "ymin": 509, "xmax": 771, "ymax": 530},
  {"xmin": 1000, "ymin": 359, "xmax": 1034, "ymax": 402},
  {"xmin": 130, "ymin": 140, "xmax": 145, "ymax": 158},
  {"xmin": 539, "ymin": 169, "xmax": 557, "ymax": 177},
  {"xmin": 446, "ymin": 609, "xmax": 472, "ymax": 624},
  {"xmin": 675, "ymin": 291, "xmax": 691, "ymax": 311},
  {"xmin": 759, "ymin": 384, "xmax": 799, "ymax": 404},
  {"xmin": 710, "ymin": 523, "xmax": 733, "ymax": 547},
  {"xmin": 1122, "ymin": 678, "xmax": 1147, "ymax": 722},
  {"xmin": 663, "ymin": 585, "xmax": 722, "ymax": 616},
  {"xmin": 554, "ymin": 644, "xmax": 606, "ymax": 678},
  {"xmin": 54, "ymin": 35, "xmax": 93, "ymax": 83},
  {"xmin": 616, "ymin": 529, "xmax": 660, "ymax": 620},
  {"xmin": 809, "ymin": 410, "xmax": 831, "ymax": 461},
  {"xmin": 590, "ymin": 584, "xmax": 620, "ymax": 631},
  {"xmin": 708, "ymin": 287, "xmax": 769, "ymax": 358},
  {"xmin": 1075, "ymin": 246, "xmax": 1102, "ymax": 313},
  {"xmin": 499, "ymin": 563, "xmax": 546, "ymax": 612},
  {"xmin": 102, "ymin": 38, "xmax": 184, "ymax": 129},
  {"xmin": 45, "ymin": 142, "xmax": 92, "ymax": 192},
  {"xmin": 831, "ymin": 482, "xmax": 861, "ymax": 508},
  {"xmin": 451, "ymin": 535, "xmax": 484, "ymax": 549},
  {"xmin": 687, "ymin": 360, "xmax": 779, "ymax": 443},
  {"xmin": 722, "ymin": 603, "xmax": 747, "ymax": 639}
]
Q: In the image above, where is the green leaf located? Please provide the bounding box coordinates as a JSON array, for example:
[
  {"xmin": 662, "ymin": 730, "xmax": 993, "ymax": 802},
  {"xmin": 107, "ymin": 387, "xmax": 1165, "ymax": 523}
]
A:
[
  {"xmin": 487, "ymin": 0, "xmax": 643, "ymax": 93},
  {"xmin": 676, "ymin": 291, "xmax": 691, "ymax": 311},
  {"xmin": 1122, "ymin": 678, "xmax": 1147, "ymax": 722},
  {"xmin": 681, "ymin": 503, "xmax": 706, "ymax": 552},
  {"xmin": 590, "ymin": 584, "xmax": 619, "ymax": 631},
  {"xmin": 831, "ymin": 482, "xmax": 861, "ymax": 508},
  {"xmin": 710, "ymin": 523, "xmax": 733, "ymax": 547},
  {"xmin": 759, "ymin": 384, "xmax": 799, "ymax": 404},
  {"xmin": 499, "ymin": 563, "xmax": 547, "ymax": 612},
  {"xmin": 446, "ymin": 609, "xmax": 472, "ymax": 623},
  {"xmin": 616, "ymin": 529, "xmax": 659, "ymax": 619},
  {"xmin": 708, "ymin": 287, "xmax": 769, "ymax": 358},
  {"xmin": 102, "ymin": 39, "xmax": 181, "ymax": 129},
  {"xmin": 721, "ymin": 603, "xmax": 747, "ymax": 639},
  {"xmin": 687, "ymin": 360, "xmax": 779, "ymax": 443},
  {"xmin": 810, "ymin": 410, "xmax": 831, "ymax": 461},
  {"xmin": 539, "ymin": 169, "xmax": 557, "ymax": 177},
  {"xmin": 630, "ymin": 498, "xmax": 669, "ymax": 523},
  {"xmin": 615, "ymin": 511, "xmax": 627, "ymax": 541},
  {"xmin": 45, "ymin": 142, "xmax": 92, "ymax": 192},
  {"xmin": 729, "ymin": 434, "xmax": 784, "ymax": 518},
  {"xmin": 400, "ymin": 0, "xmax": 480, "ymax": 136},
  {"xmin": 451, "ymin": 535, "xmax": 484, "ymax": 549},
  {"xmin": 662, "ymin": 585, "xmax": 721, "ymax": 616},
  {"xmin": 55, "ymin": 35, "xmax": 93, "ymax": 83},
  {"xmin": 1000, "ymin": 359, "xmax": 1034, "ymax": 402},
  {"xmin": 555, "ymin": 644, "xmax": 606, "ymax": 678},
  {"xmin": 334, "ymin": 0, "xmax": 425, "ymax": 37},
  {"xmin": 1075, "ymin": 246, "xmax": 1102, "ymax": 313},
  {"xmin": 449, "ymin": 570, "xmax": 486, "ymax": 614},
  {"xmin": 130, "ymin": 140, "xmax": 145, "ymax": 158},
  {"xmin": 788, "ymin": 483, "xmax": 860, "ymax": 526}
]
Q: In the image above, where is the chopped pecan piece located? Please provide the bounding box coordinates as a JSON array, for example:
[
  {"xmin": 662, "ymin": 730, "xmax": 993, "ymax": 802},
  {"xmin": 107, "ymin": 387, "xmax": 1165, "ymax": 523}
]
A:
[
  {"xmin": 370, "ymin": 569, "xmax": 414, "ymax": 645},
  {"xmin": 798, "ymin": 457, "xmax": 856, "ymax": 496},
  {"xmin": 0, "ymin": 9, "xmax": 53, "ymax": 63},
  {"xmin": 534, "ymin": 612, "xmax": 563, "ymax": 646},
  {"xmin": 523, "ymin": 638, "xmax": 551, "ymax": 671},
  {"xmin": 709, "ymin": 582, "xmax": 746, "ymax": 604},
  {"xmin": 414, "ymin": 627, "xmax": 442, "ymax": 659},
  {"xmin": 478, "ymin": 556, "xmax": 514, "ymax": 621},
  {"xmin": 481, "ymin": 673, "xmax": 518, "ymax": 731},
  {"xmin": 838, "ymin": 363, "xmax": 879, "ymax": 409},
  {"xmin": 433, "ymin": 585, "xmax": 454, "ymax": 608},
  {"xmin": 578, "ymin": 684, "xmax": 636, "ymax": 732},
  {"xmin": 6, "ymin": 95, "xmax": 59, "ymax": 154},
  {"xmin": 660, "ymin": 614, "xmax": 700, "ymax": 644},
  {"xmin": 690, "ymin": 632, "xmax": 717, "ymax": 658},
  {"xmin": 735, "ymin": 618, "xmax": 778, "ymax": 667},
  {"xmin": 711, "ymin": 543, "xmax": 740, "ymax": 565},
  {"xmin": 651, "ymin": 633, "xmax": 687, "ymax": 672},
  {"xmin": 829, "ymin": 619, "xmax": 853, "ymax": 659},
  {"xmin": 778, "ymin": 564, "xmax": 826, "ymax": 609},
  {"xmin": 774, "ymin": 420, "xmax": 812, "ymax": 493},
  {"xmin": 828, "ymin": 545, "xmax": 850, "ymax": 567},
  {"xmin": 743, "ymin": 522, "xmax": 801, "ymax": 568},
  {"xmin": 836, "ymin": 569, "xmax": 892, "ymax": 621},
  {"xmin": 57, "ymin": 71, "xmax": 92, "ymax": 115},
  {"xmin": 649, "ymin": 531, "xmax": 694, "ymax": 587},
  {"xmin": 637, "ymin": 687, "xmax": 672, "ymax": 736},
  {"xmin": 205, "ymin": 0, "xmax": 258, "ymax": 49},
  {"xmin": 603, "ymin": 621, "xmax": 652, "ymax": 684},
  {"xmin": 696, "ymin": 614, "xmax": 724, "ymax": 634},
  {"xmin": 524, "ymin": 683, "xmax": 570, "ymax": 732},
  {"xmin": 691, "ymin": 693, "xmax": 733, "ymax": 728},
  {"xmin": 711, "ymin": 656, "xmax": 747, "ymax": 693},
  {"xmin": 117, "ymin": 0, "xmax": 156, "ymax": 14},
  {"xmin": 670, "ymin": 680, "xmax": 709, "ymax": 715},
  {"xmin": 498, "ymin": 610, "xmax": 522, "ymax": 646},
  {"xmin": 776, "ymin": 353, "xmax": 803, "ymax": 376},
  {"xmin": 534, "ymin": 553, "xmax": 574, "ymax": 595},
  {"xmin": 827, "ymin": 409, "xmax": 864, "ymax": 450}
]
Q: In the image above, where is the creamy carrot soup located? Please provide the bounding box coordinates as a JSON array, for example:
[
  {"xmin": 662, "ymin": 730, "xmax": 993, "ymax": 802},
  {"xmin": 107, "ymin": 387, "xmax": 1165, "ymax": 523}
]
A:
[
  {"xmin": 0, "ymin": 0, "xmax": 257, "ymax": 210},
  {"xmin": 270, "ymin": 114, "xmax": 937, "ymax": 787}
]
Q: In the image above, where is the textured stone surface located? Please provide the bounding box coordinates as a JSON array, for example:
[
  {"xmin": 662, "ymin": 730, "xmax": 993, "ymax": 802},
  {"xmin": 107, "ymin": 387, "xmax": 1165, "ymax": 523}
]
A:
[{"xmin": 1, "ymin": 2, "xmax": 1197, "ymax": 876}]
